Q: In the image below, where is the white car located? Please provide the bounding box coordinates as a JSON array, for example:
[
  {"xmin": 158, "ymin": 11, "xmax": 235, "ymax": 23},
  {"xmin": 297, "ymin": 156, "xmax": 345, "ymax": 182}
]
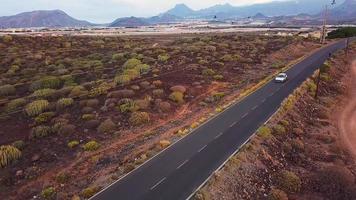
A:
[{"xmin": 275, "ymin": 73, "xmax": 288, "ymax": 83}]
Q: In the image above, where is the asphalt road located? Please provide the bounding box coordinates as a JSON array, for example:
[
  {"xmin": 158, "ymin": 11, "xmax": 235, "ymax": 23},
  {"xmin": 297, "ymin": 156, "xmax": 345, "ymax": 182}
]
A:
[{"xmin": 91, "ymin": 38, "xmax": 352, "ymax": 200}]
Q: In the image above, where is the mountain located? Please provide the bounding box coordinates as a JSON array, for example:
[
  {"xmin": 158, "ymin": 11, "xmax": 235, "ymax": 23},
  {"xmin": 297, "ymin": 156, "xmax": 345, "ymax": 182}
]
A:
[
  {"xmin": 146, "ymin": 14, "xmax": 182, "ymax": 24},
  {"xmin": 109, "ymin": 17, "xmax": 149, "ymax": 27},
  {"xmin": 163, "ymin": 0, "xmax": 344, "ymax": 19},
  {"xmin": 165, "ymin": 3, "xmax": 195, "ymax": 17},
  {"xmin": 0, "ymin": 10, "xmax": 92, "ymax": 28}
]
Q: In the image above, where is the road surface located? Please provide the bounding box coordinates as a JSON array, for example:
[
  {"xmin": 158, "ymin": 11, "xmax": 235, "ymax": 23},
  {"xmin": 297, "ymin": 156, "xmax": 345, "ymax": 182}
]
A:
[{"xmin": 90, "ymin": 38, "xmax": 353, "ymax": 200}]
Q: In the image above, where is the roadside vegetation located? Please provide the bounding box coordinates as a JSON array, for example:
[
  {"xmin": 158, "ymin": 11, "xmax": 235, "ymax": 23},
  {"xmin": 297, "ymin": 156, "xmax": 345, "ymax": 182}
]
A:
[{"xmin": 327, "ymin": 27, "xmax": 356, "ymax": 39}]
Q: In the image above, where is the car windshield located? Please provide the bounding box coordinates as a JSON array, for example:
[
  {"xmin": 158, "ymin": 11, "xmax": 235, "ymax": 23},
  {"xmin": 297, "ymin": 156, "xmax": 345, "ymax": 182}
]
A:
[{"xmin": 278, "ymin": 74, "xmax": 286, "ymax": 78}]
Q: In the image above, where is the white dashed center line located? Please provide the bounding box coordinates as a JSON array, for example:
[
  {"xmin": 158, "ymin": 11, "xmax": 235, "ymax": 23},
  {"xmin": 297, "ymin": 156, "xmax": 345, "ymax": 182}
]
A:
[
  {"xmin": 176, "ymin": 159, "xmax": 189, "ymax": 169},
  {"xmin": 150, "ymin": 177, "xmax": 166, "ymax": 190},
  {"xmin": 241, "ymin": 113, "xmax": 248, "ymax": 119},
  {"xmin": 251, "ymin": 105, "xmax": 258, "ymax": 111},
  {"xmin": 198, "ymin": 145, "xmax": 208, "ymax": 152},
  {"xmin": 215, "ymin": 132, "xmax": 224, "ymax": 139}
]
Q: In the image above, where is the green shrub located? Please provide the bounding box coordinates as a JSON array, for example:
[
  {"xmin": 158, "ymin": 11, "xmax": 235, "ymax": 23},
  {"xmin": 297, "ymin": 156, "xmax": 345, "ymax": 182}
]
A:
[
  {"xmin": 123, "ymin": 68, "xmax": 140, "ymax": 79},
  {"xmin": 25, "ymin": 100, "xmax": 49, "ymax": 116},
  {"xmin": 275, "ymin": 170, "xmax": 301, "ymax": 193},
  {"xmin": 158, "ymin": 54, "xmax": 170, "ymax": 62},
  {"xmin": 56, "ymin": 173, "xmax": 70, "ymax": 184},
  {"xmin": 12, "ymin": 140, "xmax": 25, "ymax": 150},
  {"xmin": 212, "ymin": 92, "xmax": 225, "ymax": 101},
  {"xmin": 268, "ymin": 188, "xmax": 288, "ymax": 200},
  {"xmin": 118, "ymin": 101, "xmax": 139, "ymax": 113},
  {"xmin": 258, "ymin": 126, "xmax": 272, "ymax": 139},
  {"xmin": 41, "ymin": 187, "xmax": 56, "ymax": 199},
  {"xmin": 5, "ymin": 98, "xmax": 26, "ymax": 112},
  {"xmin": 82, "ymin": 114, "xmax": 96, "ymax": 121},
  {"xmin": 280, "ymin": 120, "xmax": 290, "ymax": 127},
  {"xmin": 0, "ymin": 145, "xmax": 21, "ymax": 167},
  {"xmin": 273, "ymin": 124, "xmax": 286, "ymax": 136},
  {"xmin": 202, "ymin": 68, "xmax": 216, "ymax": 76},
  {"xmin": 114, "ymin": 74, "xmax": 131, "ymax": 85},
  {"xmin": 56, "ymin": 98, "xmax": 74, "ymax": 109},
  {"xmin": 32, "ymin": 88, "xmax": 56, "ymax": 99},
  {"xmin": 123, "ymin": 58, "xmax": 142, "ymax": 69},
  {"xmin": 68, "ymin": 140, "xmax": 79, "ymax": 148},
  {"xmin": 30, "ymin": 76, "xmax": 62, "ymax": 91},
  {"xmin": 2, "ymin": 35, "xmax": 13, "ymax": 43},
  {"xmin": 83, "ymin": 141, "xmax": 100, "ymax": 151},
  {"xmin": 129, "ymin": 112, "xmax": 150, "ymax": 126},
  {"xmin": 0, "ymin": 84, "xmax": 16, "ymax": 96},
  {"xmin": 327, "ymin": 27, "xmax": 356, "ymax": 39},
  {"xmin": 213, "ymin": 74, "xmax": 224, "ymax": 80},
  {"xmin": 97, "ymin": 119, "xmax": 116, "ymax": 134},
  {"xmin": 88, "ymin": 83, "xmax": 111, "ymax": 97},
  {"xmin": 306, "ymin": 81, "xmax": 317, "ymax": 94},
  {"xmin": 35, "ymin": 112, "xmax": 55, "ymax": 124},
  {"xmin": 169, "ymin": 91, "xmax": 184, "ymax": 104},
  {"xmin": 81, "ymin": 187, "xmax": 100, "ymax": 198},
  {"xmin": 221, "ymin": 54, "xmax": 234, "ymax": 62},
  {"xmin": 31, "ymin": 126, "xmax": 52, "ymax": 138},
  {"xmin": 69, "ymin": 86, "xmax": 88, "ymax": 98},
  {"xmin": 112, "ymin": 53, "xmax": 125, "ymax": 61}
]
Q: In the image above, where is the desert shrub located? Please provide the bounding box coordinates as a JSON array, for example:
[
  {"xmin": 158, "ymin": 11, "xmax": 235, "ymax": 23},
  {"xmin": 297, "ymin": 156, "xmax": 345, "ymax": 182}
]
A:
[
  {"xmin": 0, "ymin": 84, "xmax": 16, "ymax": 96},
  {"xmin": 136, "ymin": 64, "xmax": 151, "ymax": 74},
  {"xmin": 68, "ymin": 140, "xmax": 79, "ymax": 148},
  {"xmin": 275, "ymin": 170, "xmax": 301, "ymax": 193},
  {"xmin": 320, "ymin": 74, "xmax": 331, "ymax": 82},
  {"xmin": 258, "ymin": 126, "xmax": 272, "ymax": 139},
  {"xmin": 5, "ymin": 98, "xmax": 26, "ymax": 112},
  {"xmin": 97, "ymin": 119, "xmax": 116, "ymax": 134},
  {"xmin": 202, "ymin": 68, "xmax": 216, "ymax": 76},
  {"xmin": 158, "ymin": 140, "xmax": 171, "ymax": 148},
  {"xmin": 88, "ymin": 83, "xmax": 111, "ymax": 97},
  {"xmin": 327, "ymin": 27, "xmax": 356, "ymax": 39},
  {"xmin": 152, "ymin": 89, "xmax": 164, "ymax": 97},
  {"xmin": 320, "ymin": 62, "xmax": 331, "ymax": 74},
  {"xmin": 158, "ymin": 54, "xmax": 170, "ymax": 62},
  {"xmin": 129, "ymin": 112, "xmax": 150, "ymax": 126},
  {"xmin": 56, "ymin": 98, "xmax": 74, "ymax": 109},
  {"xmin": 273, "ymin": 124, "xmax": 286, "ymax": 136},
  {"xmin": 152, "ymin": 80, "xmax": 162, "ymax": 87},
  {"xmin": 135, "ymin": 99, "xmax": 150, "ymax": 110},
  {"xmin": 158, "ymin": 101, "xmax": 171, "ymax": 112},
  {"xmin": 31, "ymin": 126, "xmax": 52, "ymax": 138},
  {"xmin": 35, "ymin": 112, "xmax": 55, "ymax": 124},
  {"xmin": 114, "ymin": 74, "xmax": 131, "ymax": 85},
  {"xmin": 84, "ymin": 119, "xmax": 100, "ymax": 129},
  {"xmin": 281, "ymin": 95, "xmax": 296, "ymax": 111},
  {"xmin": 112, "ymin": 53, "xmax": 125, "ymax": 61},
  {"xmin": 56, "ymin": 173, "xmax": 70, "ymax": 184},
  {"xmin": 41, "ymin": 187, "xmax": 56, "ymax": 199},
  {"xmin": 212, "ymin": 92, "xmax": 225, "ymax": 101},
  {"xmin": 2, "ymin": 35, "xmax": 13, "ymax": 43},
  {"xmin": 69, "ymin": 86, "xmax": 88, "ymax": 98},
  {"xmin": 12, "ymin": 140, "xmax": 25, "ymax": 150},
  {"xmin": 169, "ymin": 91, "xmax": 184, "ymax": 104},
  {"xmin": 221, "ymin": 54, "xmax": 234, "ymax": 62},
  {"xmin": 306, "ymin": 81, "xmax": 317, "ymax": 94},
  {"xmin": 57, "ymin": 124, "xmax": 76, "ymax": 135},
  {"xmin": 30, "ymin": 76, "xmax": 62, "ymax": 91},
  {"xmin": 81, "ymin": 187, "xmax": 100, "ymax": 198},
  {"xmin": 32, "ymin": 88, "xmax": 56, "ymax": 99},
  {"xmin": 82, "ymin": 114, "xmax": 96, "ymax": 121},
  {"xmin": 123, "ymin": 58, "xmax": 141, "ymax": 69},
  {"xmin": 81, "ymin": 106, "xmax": 94, "ymax": 114},
  {"xmin": 61, "ymin": 75, "xmax": 77, "ymax": 87},
  {"xmin": 268, "ymin": 188, "xmax": 288, "ymax": 200},
  {"xmin": 25, "ymin": 100, "xmax": 49, "ymax": 116},
  {"xmin": 280, "ymin": 120, "xmax": 290, "ymax": 127},
  {"xmin": 119, "ymin": 101, "xmax": 139, "ymax": 113},
  {"xmin": 108, "ymin": 89, "xmax": 135, "ymax": 98},
  {"xmin": 86, "ymin": 99, "xmax": 100, "ymax": 107},
  {"xmin": 123, "ymin": 68, "xmax": 140, "ymax": 79},
  {"xmin": 83, "ymin": 141, "xmax": 100, "ymax": 151},
  {"xmin": 0, "ymin": 145, "xmax": 21, "ymax": 167},
  {"xmin": 170, "ymin": 85, "xmax": 186, "ymax": 93},
  {"xmin": 213, "ymin": 74, "xmax": 224, "ymax": 80}
]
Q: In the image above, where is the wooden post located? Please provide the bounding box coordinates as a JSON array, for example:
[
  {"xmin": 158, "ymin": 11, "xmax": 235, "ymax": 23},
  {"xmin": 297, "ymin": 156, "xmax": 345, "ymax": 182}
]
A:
[{"xmin": 315, "ymin": 70, "xmax": 321, "ymax": 99}]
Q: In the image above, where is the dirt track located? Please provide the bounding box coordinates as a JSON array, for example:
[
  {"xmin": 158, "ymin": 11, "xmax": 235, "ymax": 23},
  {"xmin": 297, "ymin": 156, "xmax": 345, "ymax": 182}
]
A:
[{"xmin": 339, "ymin": 59, "xmax": 356, "ymax": 158}]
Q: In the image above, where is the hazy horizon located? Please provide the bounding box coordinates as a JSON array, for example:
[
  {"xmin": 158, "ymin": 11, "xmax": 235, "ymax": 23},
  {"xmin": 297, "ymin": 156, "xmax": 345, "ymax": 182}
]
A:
[{"xmin": 0, "ymin": 0, "xmax": 280, "ymax": 23}]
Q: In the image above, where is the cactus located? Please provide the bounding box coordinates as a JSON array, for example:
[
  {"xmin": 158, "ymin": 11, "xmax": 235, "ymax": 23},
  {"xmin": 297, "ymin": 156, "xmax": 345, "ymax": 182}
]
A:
[
  {"xmin": 83, "ymin": 141, "xmax": 100, "ymax": 151},
  {"xmin": 25, "ymin": 100, "xmax": 49, "ymax": 116},
  {"xmin": 129, "ymin": 112, "xmax": 150, "ymax": 126},
  {"xmin": 56, "ymin": 98, "xmax": 74, "ymax": 109},
  {"xmin": 0, "ymin": 84, "xmax": 16, "ymax": 96},
  {"xmin": 0, "ymin": 145, "xmax": 21, "ymax": 167}
]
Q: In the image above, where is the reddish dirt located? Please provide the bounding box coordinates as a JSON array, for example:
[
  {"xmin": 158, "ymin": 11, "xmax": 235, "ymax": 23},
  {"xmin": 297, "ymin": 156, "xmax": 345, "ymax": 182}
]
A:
[{"xmin": 338, "ymin": 59, "xmax": 356, "ymax": 158}]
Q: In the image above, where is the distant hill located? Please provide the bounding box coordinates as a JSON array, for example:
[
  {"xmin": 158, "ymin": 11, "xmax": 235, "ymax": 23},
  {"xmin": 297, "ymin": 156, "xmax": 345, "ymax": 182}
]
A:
[
  {"xmin": 165, "ymin": 4, "xmax": 195, "ymax": 18},
  {"xmin": 146, "ymin": 14, "xmax": 182, "ymax": 24},
  {"xmin": 109, "ymin": 17, "xmax": 149, "ymax": 27},
  {"xmin": 328, "ymin": 0, "xmax": 356, "ymax": 23},
  {"xmin": 0, "ymin": 10, "xmax": 92, "ymax": 28}
]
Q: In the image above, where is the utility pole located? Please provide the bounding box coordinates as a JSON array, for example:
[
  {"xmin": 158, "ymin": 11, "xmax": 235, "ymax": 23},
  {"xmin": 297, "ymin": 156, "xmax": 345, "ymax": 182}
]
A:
[{"xmin": 320, "ymin": 5, "xmax": 328, "ymax": 44}]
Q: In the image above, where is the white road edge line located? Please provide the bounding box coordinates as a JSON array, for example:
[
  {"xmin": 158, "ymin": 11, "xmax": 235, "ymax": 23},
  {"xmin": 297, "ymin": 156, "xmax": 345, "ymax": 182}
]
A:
[
  {"xmin": 176, "ymin": 159, "xmax": 189, "ymax": 169},
  {"xmin": 150, "ymin": 177, "xmax": 166, "ymax": 190},
  {"xmin": 198, "ymin": 145, "xmax": 208, "ymax": 153}
]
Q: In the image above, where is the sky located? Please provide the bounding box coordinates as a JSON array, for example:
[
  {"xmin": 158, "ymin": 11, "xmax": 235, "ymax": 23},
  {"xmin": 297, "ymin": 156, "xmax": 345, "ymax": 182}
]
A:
[{"xmin": 0, "ymin": 0, "xmax": 276, "ymax": 23}]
